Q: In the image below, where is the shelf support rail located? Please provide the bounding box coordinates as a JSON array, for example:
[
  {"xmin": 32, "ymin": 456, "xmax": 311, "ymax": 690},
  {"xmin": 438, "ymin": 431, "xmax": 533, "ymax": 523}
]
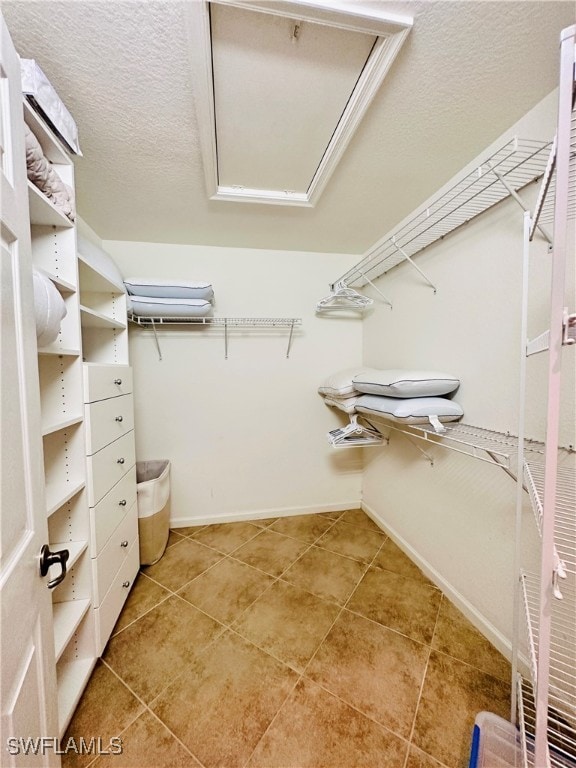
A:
[
  {"xmin": 530, "ymin": 136, "xmax": 557, "ymax": 241},
  {"xmin": 390, "ymin": 237, "xmax": 437, "ymax": 293},
  {"xmin": 346, "ymin": 265, "xmax": 393, "ymax": 308},
  {"xmin": 402, "ymin": 434, "xmax": 434, "ymax": 465},
  {"xmin": 487, "ymin": 158, "xmax": 553, "ymax": 245},
  {"xmin": 286, "ymin": 320, "xmax": 295, "ymax": 359},
  {"xmin": 150, "ymin": 319, "xmax": 163, "ymax": 362}
]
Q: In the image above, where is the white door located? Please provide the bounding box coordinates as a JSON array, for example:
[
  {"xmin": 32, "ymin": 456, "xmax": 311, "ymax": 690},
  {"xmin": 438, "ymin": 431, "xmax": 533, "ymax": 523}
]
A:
[{"xmin": 0, "ymin": 14, "xmax": 60, "ymax": 768}]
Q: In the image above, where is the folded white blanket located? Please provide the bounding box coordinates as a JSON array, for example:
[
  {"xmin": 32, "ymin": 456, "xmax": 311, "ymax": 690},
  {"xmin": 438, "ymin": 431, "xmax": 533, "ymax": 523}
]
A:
[{"xmin": 24, "ymin": 124, "xmax": 76, "ymax": 222}]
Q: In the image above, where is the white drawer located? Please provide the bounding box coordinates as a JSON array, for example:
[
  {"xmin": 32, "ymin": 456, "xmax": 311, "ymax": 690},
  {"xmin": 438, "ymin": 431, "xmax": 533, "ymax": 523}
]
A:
[
  {"xmin": 92, "ymin": 503, "xmax": 138, "ymax": 605},
  {"xmin": 94, "ymin": 541, "xmax": 139, "ymax": 656},
  {"xmin": 90, "ymin": 466, "xmax": 137, "ymax": 556},
  {"xmin": 83, "ymin": 364, "xmax": 132, "ymax": 403},
  {"xmin": 85, "ymin": 393, "xmax": 134, "ymax": 455},
  {"xmin": 86, "ymin": 430, "xmax": 135, "ymax": 507}
]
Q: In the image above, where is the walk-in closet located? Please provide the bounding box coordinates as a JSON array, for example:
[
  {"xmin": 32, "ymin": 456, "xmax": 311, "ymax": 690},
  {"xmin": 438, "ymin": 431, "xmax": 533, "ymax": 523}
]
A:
[{"xmin": 1, "ymin": 2, "xmax": 574, "ymax": 767}]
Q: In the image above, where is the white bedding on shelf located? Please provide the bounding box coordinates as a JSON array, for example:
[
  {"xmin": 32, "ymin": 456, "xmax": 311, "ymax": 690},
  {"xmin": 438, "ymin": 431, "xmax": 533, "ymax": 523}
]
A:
[
  {"xmin": 130, "ymin": 296, "xmax": 214, "ymax": 318},
  {"xmin": 356, "ymin": 395, "xmax": 463, "ymax": 424},
  {"xmin": 20, "ymin": 58, "xmax": 81, "ymax": 155},
  {"xmin": 25, "ymin": 123, "xmax": 76, "ymax": 221},
  {"xmin": 124, "ymin": 278, "xmax": 214, "ymax": 302}
]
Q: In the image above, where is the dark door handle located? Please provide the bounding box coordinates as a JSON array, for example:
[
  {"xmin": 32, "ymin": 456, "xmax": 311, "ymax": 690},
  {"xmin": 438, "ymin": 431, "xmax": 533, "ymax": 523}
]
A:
[{"xmin": 39, "ymin": 544, "xmax": 70, "ymax": 589}]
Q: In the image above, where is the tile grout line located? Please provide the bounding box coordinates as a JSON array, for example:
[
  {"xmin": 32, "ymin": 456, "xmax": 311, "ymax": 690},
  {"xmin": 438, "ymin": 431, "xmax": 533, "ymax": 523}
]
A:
[
  {"xmin": 297, "ymin": 535, "xmax": 386, "ymax": 680},
  {"xmin": 242, "ymin": 534, "xmax": 391, "ymax": 767},
  {"xmin": 110, "ymin": 555, "xmax": 230, "ymax": 640},
  {"xmin": 100, "ymin": 514, "xmax": 431, "ymax": 768},
  {"xmin": 239, "ymin": 663, "xmax": 304, "ymax": 768},
  {"xmin": 403, "ymin": 592, "xmax": 445, "ymax": 768},
  {"xmin": 99, "ymin": 658, "xmax": 208, "ymax": 768}
]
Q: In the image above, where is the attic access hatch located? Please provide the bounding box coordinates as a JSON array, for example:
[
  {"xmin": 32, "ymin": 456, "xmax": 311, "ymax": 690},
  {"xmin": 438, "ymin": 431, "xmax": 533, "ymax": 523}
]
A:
[{"xmin": 187, "ymin": 0, "xmax": 412, "ymax": 206}]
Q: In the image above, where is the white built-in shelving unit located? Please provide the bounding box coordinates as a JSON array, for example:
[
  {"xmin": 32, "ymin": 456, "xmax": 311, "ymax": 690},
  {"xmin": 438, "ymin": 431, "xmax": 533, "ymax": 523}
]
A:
[
  {"xmin": 24, "ymin": 99, "xmax": 96, "ymax": 735},
  {"xmin": 513, "ymin": 24, "xmax": 576, "ymax": 768},
  {"xmin": 77, "ymin": 247, "xmax": 138, "ymax": 656}
]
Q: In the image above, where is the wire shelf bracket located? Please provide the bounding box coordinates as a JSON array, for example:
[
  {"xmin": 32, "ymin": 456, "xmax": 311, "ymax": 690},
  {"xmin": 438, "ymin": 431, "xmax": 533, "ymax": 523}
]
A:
[
  {"xmin": 331, "ymin": 136, "xmax": 552, "ymax": 293},
  {"xmin": 363, "ymin": 419, "xmax": 545, "ymax": 470},
  {"xmin": 128, "ymin": 315, "xmax": 302, "ymax": 361}
]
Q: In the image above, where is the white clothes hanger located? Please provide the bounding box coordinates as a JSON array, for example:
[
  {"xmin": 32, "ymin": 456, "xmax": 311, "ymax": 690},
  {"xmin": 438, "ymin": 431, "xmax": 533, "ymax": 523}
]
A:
[
  {"xmin": 316, "ymin": 281, "xmax": 373, "ymax": 313},
  {"xmin": 327, "ymin": 414, "xmax": 385, "ymax": 448}
]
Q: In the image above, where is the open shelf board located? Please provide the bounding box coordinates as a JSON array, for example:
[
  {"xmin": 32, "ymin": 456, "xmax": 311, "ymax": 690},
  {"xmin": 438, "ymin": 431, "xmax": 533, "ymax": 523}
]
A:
[
  {"xmin": 42, "ymin": 415, "xmax": 84, "ymax": 438},
  {"xmin": 57, "ymin": 657, "xmax": 96, "ymax": 737},
  {"xmin": 28, "ymin": 181, "xmax": 74, "ymax": 229},
  {"xmin": 53, "ymin": 598, "xmax": 91, "ymax": 661},
  {"xmin": 334, "ymin": 137, "xmax": 551, "ymax": 288},
  {"xmin": 80, "ymin": 306, "xmax": 126, "ymax": 330},
  {"xmin": 77, "ymin": 253, "xmax": 125, "ymax": 294}
]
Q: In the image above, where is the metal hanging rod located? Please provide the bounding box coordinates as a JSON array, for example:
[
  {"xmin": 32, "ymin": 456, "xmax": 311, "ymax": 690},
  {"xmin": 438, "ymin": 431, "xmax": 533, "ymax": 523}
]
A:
[
  {"xmin": 128, "ymin": 315, "xmax": 302, "ymax": 361},
  {"xmin": 332, "ymin": 137, "xmax": 551, "ymax": 289}
]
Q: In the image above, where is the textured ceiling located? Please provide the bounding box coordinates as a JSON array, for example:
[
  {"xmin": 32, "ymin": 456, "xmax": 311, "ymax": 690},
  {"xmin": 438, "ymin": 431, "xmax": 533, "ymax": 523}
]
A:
[{"xmin": 2, "ymin": 0, "xmax": 575, "ymax": 254}]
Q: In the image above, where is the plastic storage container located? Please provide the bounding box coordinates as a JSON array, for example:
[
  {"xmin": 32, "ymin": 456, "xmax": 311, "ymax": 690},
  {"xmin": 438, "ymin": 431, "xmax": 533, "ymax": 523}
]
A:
[
  {"xmin": 469, "ymin": 712, "xmax": 521, "ymax": 768},
  {"xmin": 136, "ymin": 460, "xmax": 170, "ymax": 566}
]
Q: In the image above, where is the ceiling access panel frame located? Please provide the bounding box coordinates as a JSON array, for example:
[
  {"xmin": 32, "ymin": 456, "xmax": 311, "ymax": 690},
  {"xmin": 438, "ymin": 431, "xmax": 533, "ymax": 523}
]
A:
[{"xmin": 185, "ymin": 0, "xmax": 412, "ymax": 207}]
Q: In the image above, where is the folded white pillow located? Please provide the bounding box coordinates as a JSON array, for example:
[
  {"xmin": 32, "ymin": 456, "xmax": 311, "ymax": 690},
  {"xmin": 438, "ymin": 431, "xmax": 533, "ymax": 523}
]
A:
[
  {"xmin": 124, "ymin": 278, "xmax": 214, "ymax": 302},
  {"xmin": 322, "ymin": 395, "xmax": 361, "ymax": 414},
  {"xmin": 356, "ymin": 395, "xmax": 463, "ymax": 424},
  {"xmin": 353, "ymin": 369, "xmax": 459, "ymax": 398},
  {"xmin": 130, "ymin": 296, "xmax": 213, "ymax": 318},
  {"xmin": 32, "ymin": 269, "xmax": 67, "ymax": 347},
  {"xmin": 318, "ymin": 367, "xmax": 381, "ymax": 398}
]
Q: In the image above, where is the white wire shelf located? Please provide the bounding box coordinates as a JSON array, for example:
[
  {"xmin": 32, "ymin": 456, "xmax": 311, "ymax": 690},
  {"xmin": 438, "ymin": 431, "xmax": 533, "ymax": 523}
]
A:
[
  {"xmin": 521, "ymin": 572, "xmax": 576, "ymax": 729},
  {"xmin": 333, "ymin": 137, "xmax": 551, "ymax": 288},
  {"xmin": 128, "ymin": 315, "xmax": 301, "ymax": 328},
  {"xmin": 128, "ymin": 315, "xmax": 302, "ymax": 360},
  {"xmin": 375, "ymin": 420, "xmax": 544, "ymax": 469},
  {"xmin": 517, "ymin": 670, "xmax": 576, "ymax": 768},
  {"xmin": 530, "ymin": 109, "xmax": 576, "ymax": 238},
  {"xmin": 524, "ymin": 463, "xmax": 576, "ymax": 575}
]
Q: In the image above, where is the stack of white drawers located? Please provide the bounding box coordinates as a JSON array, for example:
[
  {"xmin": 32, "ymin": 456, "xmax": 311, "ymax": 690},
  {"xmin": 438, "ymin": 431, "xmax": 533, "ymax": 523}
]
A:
[{"xmin": 83, "ymin": 363, "xmax": 139, "ymax": 654}]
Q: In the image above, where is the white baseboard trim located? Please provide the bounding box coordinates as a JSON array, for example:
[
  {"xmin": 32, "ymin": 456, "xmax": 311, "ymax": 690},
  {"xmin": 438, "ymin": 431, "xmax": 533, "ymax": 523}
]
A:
[
  {"xmin": 171, "ymin": 500, "xmax": 362, "ymax": 529},
  {"xmin": 361, "ymin": 500, "xmax": 516, "ymax": 665}
]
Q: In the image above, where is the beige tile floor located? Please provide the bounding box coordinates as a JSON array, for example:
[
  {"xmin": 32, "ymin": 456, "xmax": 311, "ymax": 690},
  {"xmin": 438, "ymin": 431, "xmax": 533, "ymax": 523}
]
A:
[{"xmin": 64, "ymin": 510, "xmax": 511, "ymax": 768}]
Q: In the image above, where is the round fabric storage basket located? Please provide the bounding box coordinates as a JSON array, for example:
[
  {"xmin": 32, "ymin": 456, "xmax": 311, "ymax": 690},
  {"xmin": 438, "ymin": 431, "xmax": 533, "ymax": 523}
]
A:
[{"xmin": 136, "ymin": 460, "xmax": 171, "ymax": 566}]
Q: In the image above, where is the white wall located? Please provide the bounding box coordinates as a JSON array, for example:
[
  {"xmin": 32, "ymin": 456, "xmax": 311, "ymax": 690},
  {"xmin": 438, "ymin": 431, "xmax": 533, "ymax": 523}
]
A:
[
  {"xmin": 103, "ymin": 242, "xmax": 364, "ymax": 525},
  {"xmin": 360, "ymin": 89, "xmax": 575, "ymax": 655}
]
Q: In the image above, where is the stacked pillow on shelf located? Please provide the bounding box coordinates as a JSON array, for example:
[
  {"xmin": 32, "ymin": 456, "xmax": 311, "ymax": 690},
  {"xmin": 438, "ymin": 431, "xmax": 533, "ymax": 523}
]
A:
[
  {"xmin": 319, "ymin": 367, "xmax": 463, "ymax": 431},
  {"xmin": 32, "ymin": 269, "xmax": 67, "ymax": 347},
  {"xmin": 25, "ymin": 123, "xmax": 76, "ymax": 221},
  {"xmin": 123, "ymin": 279, "xmax": 215, "ymax": 319}
]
